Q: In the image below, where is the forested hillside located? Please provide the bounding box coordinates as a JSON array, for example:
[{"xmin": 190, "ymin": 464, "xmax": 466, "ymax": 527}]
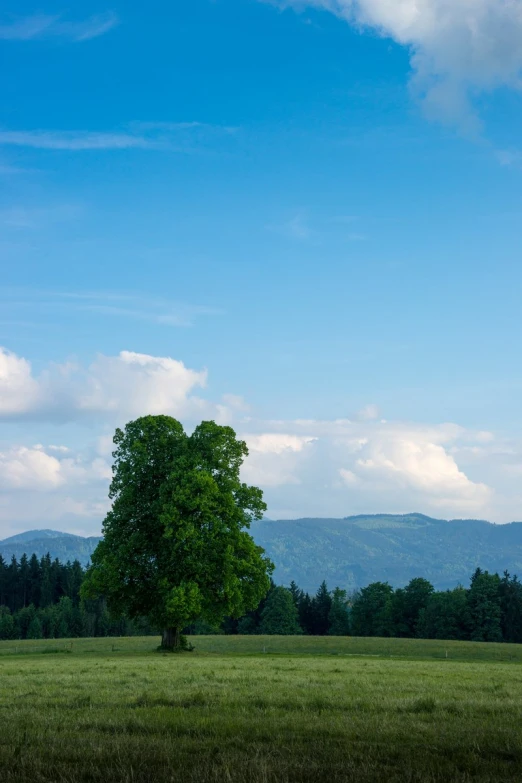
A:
[
  {"xmin": 251, "ymin": 514, "xmax": 522, "ymax": 591},
  {"xmin": 3, "ymin": 514, "xmax": 522, "ymax": 591}
]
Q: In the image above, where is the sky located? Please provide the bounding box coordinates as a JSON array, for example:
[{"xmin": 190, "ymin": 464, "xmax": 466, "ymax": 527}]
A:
[{"xmin": 2, "ymin": 0, "xmax": 522, "ymax": 537}]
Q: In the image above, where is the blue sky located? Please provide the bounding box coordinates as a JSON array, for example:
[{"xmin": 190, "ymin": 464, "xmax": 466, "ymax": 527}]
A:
[{"xmin": 2, "ymin": 0, "xmax": 522, "ymax": 535}]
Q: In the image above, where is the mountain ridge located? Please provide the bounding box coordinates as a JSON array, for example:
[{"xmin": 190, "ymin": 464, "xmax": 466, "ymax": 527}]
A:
[{"xmin": 2, "ymin": 513, "xmax": 522, "ymax": 592}]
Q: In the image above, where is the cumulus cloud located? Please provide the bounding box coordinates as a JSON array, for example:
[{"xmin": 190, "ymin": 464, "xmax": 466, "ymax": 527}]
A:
[
  {"xmin": 352, "ymin": 426, "xmax": 491, "ymax": 509},
  {"xmin": 267, "ymin": 0, "xmax": 522, "ymax": 128},
  {"xmin": 0, "ymin": 347, "xmax": 212, "ymax": 423},
  {"xmin": 1, "ymin": 345, "xmax": 519, "ymax": 535},
  {"xmin": 0, "ymin": 443, "xmax": 111, "ymax": 491},
  {"xmin": 0, "ymin": 348, "xmax": 41, "ymax": 415},
  {"xmin": 0, "ymin": 446, "xmax": 64, "ymax": 490},
  {"xmin": 242, "ymin": 434, "xmax": 317, "ymax": 487},
  {"xmin": 242, "ymin": 418, "xmax": 493, "ymax": 517}
]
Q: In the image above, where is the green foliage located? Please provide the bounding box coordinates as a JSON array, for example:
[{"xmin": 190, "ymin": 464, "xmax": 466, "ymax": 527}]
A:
[
  {"xmin": 82, "ymin": 416, "xmax": 273, "ymax": 647},
  {"xmin": 499, "ymin": 571, "xmax": 522, "ymax": 643},
  {"xmin": 259, "ymin": 587, "xmax": 302, "ymax": 635},
  {"xmin": 468, "ymin": 569, "xmax": 502, "ymax": 642},
  {"xmin": 392, "ymin": 578, "xmax": 434, "ymax": 637},
  {"xmin": 416, "ymin": 587, "xmax": 470, "ymax": 641},
  {"xmin": 26, "ymin": 615, "xmax": 43, "ymax": 639},
  {"xmin": 328, "ymin": 587, "xmax": 350, "ymax": 636},
  {"xmin": 311, "ymin": 580, "xmax": 333, "ymax": 635},
  {"xmin": 350, "ymin": 582, "xmax": 394, "ymax": 637},
  {"xmin": 0, "ymin": 607, "xmax": 15, "ymax": 640}
]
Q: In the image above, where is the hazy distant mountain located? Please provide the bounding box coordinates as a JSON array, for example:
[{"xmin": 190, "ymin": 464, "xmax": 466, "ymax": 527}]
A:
[
  {"xmin": 2, "ymin": 514, "xmax": 522, "ymax": 591},
  {"xmin": 0, "ymin": 530, "xmax": 101, "ymax": 567},
  {"xmin": 250, "ymin": 514, "xmax": 522, "ymax": 591}
]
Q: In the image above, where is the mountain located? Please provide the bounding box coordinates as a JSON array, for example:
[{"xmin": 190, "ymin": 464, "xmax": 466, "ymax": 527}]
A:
[
  {"xmin": 0, "ymin": 531, "xmax": 101, "ymax": 567},
  {"xmin": 251, "ymin": 514, "xmax": 522, "ymax": 591},
  {"xmin": 1, "ymin": 529, "xmax": 83, "ymax": 545},
  {"xmin": 2, "ymin": 514, "xmax": 522, "ymax": 591}
]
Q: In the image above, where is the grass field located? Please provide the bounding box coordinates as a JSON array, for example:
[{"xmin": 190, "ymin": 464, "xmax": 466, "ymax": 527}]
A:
[{"xmin": 1, "ymin": 635, "xmax": 522, "ymax": 782}]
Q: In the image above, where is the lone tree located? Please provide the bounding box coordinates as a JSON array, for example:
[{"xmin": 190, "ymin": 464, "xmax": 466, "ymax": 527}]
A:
[{"xmin": 82, "ymin": 416, "xmax": 274, "ymax": 649}]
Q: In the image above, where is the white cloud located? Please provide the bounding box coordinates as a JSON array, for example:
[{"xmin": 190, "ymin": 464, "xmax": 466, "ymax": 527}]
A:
[
  {"xmin": 0, "ymin": 348, "xmax": 40, "ymax": 415},
  {"xmin": 354, "ymin": 430, "xmax": 491, "ymax": 508},
  {"xmin": 0, "ymin": 347, "xmax": 211, "ymax": 423},
  {"xmin": 0, "ymin": 447, "xmax": 63, "ymax": 490},
  {"xmin": 3, "ymin": 344, "xmax": 522, "ymax": 535},
  {"xmin": 78, "ymin": 351, "xmax": 208, "ymax": 418},
  {"xmin": 0, "ymin": 442, "xmax": 113, "ymax": 536},
  {"xmin": 246, "ymin": 433, "xmax": 317, "ymax": 454},
  {"xmin": 242, "ymin": 418, "xmax": 493, "ymax": 517},
  {"xmin": 242, "ymin": 433, "xmax": 317, "ymax": 487},
  {"xmin": 0, "ymin": 12, "xmax": 119, "ymax": 42},
  {"xmin": 267, "ymin": 0, "xmax": 522, "ymax": 128},
  {"xmin": 0, "ymin": 442, "xmax": 111, "ymax": 491}
]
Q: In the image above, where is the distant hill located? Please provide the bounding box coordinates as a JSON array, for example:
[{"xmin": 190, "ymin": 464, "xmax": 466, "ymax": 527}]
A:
[
  {"xmin": 0, "ymin": 530, "xmax": 101, "ymax": 567},
  {"xmin": 3, "ymin": 514, "xmax": 522, "ymax": 591}
]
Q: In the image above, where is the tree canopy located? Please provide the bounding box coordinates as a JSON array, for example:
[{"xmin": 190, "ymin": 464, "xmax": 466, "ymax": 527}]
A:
[
  {"xmin": 82, "ymin": 416, "xmax": 274, "ymax": 648},
  {"xmin": 259, "ymin": 587, "xmax": 302, "ymax": 635}
]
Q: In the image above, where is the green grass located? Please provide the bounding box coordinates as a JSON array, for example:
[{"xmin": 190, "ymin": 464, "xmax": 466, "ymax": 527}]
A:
[
  {"xmin": 1, "ymin": 635, "xmax": 522, "ymax": 782},
  {"xmin": 2, "ymin": 633, "xmax": 522, "ymax": 661}
]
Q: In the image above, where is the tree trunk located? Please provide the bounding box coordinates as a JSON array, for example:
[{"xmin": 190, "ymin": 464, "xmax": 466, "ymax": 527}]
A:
[{"xmin": 161, "ymin": 627, "xmax": 180, "ymax": 650}]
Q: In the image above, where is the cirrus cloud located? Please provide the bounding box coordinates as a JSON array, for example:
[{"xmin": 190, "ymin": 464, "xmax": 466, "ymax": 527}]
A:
[{"xmin": 0, "ymin": 12, "xmax": 119, "ymax": 42}]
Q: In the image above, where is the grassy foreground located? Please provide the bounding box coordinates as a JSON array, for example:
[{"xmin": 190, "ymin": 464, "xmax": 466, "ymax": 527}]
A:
[{"xmin": 1, "ymin": 636, "xmax": 522, "ymax": 782}]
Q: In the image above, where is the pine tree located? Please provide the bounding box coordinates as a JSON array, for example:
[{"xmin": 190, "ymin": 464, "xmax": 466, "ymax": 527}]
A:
[
  {"xmin": 289, "ymin": 580, "xmax": 303, "ymax": 608},
  {"xmin": 19, "ymin": 554, "xmax": 30, "ymax": 608},
  {"xmin": 7, "ymin": 556, "xmax": 19, "ymax": 613},
  {"xmin": 28, "ymin": 554, "xmax": 41, "ymax": 607},
  {"xmin": 297, "ymin": 592, "xmax": 315, "ymax": 635},
  {"xmin": 40, "ymin": 554, "xmax": 53, "ymax": 608},
  {"xmin": 311, "ymin": 581, "xmax": 332, "ymax": 635},
  {"xmin": 259, "ymin": 587, "xmax": 303, "ymax": 635}
]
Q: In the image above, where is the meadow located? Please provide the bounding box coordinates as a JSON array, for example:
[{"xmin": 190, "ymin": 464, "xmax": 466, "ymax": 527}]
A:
[{"xmin": 1, "ymin": 635, "xmax": 522, "ymax": 782}]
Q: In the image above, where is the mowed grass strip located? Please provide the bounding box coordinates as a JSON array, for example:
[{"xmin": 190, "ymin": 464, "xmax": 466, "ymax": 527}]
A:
[{"xmin": 1, "ymin": 639, "xmax": 522, "ymax": 782}]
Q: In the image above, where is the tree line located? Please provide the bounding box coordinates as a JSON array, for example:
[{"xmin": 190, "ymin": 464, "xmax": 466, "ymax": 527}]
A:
[
  {"xmin": 217, "ymin": 570, "xmax": 522, "ymax": 643},
  {"xmin": 3, "ymin": 548, "xmax": 518, "ymax": 644},
  {"xmin": 0, "ymin": 553, "xmax": 154, "ymax": 640}
]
